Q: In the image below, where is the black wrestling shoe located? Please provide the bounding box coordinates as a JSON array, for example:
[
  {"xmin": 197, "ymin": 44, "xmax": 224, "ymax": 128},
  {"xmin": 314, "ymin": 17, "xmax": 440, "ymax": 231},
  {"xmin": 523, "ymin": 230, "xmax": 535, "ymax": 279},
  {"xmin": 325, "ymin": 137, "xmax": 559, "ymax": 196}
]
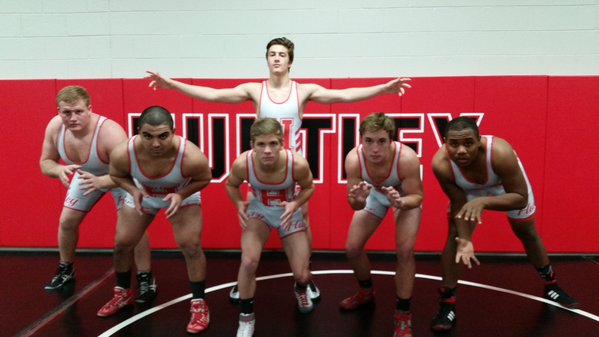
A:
[
  {"xmin": 544, "ymin": 283, "xmax": 579, "ymax": 308},
  {"xmin": 44, "ymin": 263, "xmax": 75, "ymax": 291},
  {"xmin": 136, "ymin": 272, "xmax": 157, "ymax": 304},
  {"xmin": 431, "ymin": 302, "xmax": 456, "ymax": 331}
]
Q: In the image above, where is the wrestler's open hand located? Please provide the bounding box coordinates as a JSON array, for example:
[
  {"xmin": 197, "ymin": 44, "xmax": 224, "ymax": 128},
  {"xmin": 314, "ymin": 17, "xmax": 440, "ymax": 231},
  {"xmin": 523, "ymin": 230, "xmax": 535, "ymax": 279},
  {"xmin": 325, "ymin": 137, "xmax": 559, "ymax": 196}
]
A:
[
  {"xmin": 132, "ymin": 189, "xmax": 150, "ymax": 216},
  {"xmin": 146, "ymin": 71, "xmax": 175, "ymax": 90},
  {"xmin": 455, "ymin": 237, "xmax": 480, "ymax": 269},
  {"xmin": 383, "ymin": 77, "xmax": 412, "ymax": 96},
  {"xmin": 456, "ymin": 199, "xmax": 485, "ymax": 224},
  {"xmin": 59, "ymin": 164, "xmax": 81, "ymax": 188},
  {"xmin": 78, "ymin": 170, "xmax": 104, "ymax": 196},
  {"xmin": 237, "ymin": 200, "xmax": 250, "ymax": 228},
  {"xmin": 279, "ymin": 200, "xmax": 298, "ymax": 231},
  {"xmin": 163, "ymin": 193, "xmax": 183, "ymax": 218},
  {"xmin": 381, "ymin": 186, "xmax": 408, "ymax": 210},
  {"xmin": 348, "ymin": 181, "xmax": 372, "ymax": 205}
]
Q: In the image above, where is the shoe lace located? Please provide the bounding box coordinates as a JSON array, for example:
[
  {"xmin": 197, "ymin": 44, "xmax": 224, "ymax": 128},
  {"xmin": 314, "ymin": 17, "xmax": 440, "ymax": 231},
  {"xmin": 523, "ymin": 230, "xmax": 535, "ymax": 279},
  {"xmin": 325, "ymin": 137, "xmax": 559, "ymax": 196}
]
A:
[
  {"xmin": 139, "ymin": 280, "xmax": 149, "ymax": 293},
  {"xmin": 393, "ymin": 317, "xmax": 412, "ymax": 337},
  {"xmin": 53, "ymin": 266, "xmax": 69, "ymax": 281},
  {"xmin": 190, "ymin": 302, "xmax": 209, "ymax": 324},
  {"xmin": 341, "ymin": 290, "xmax": 363, "ymax": 306},
  {"xmin": 106, "ymin": 291, "xmax": 126, "ymax": 308},
  {"xmin": 399, "ymin": 320, "xmax": 407, "ymax": 330},
  {"xmin": 193, "ymin": 314, "xmax": 208, "ymax": 326},
  {"xmin": 395, "ymin": 312, "xmax": 411, "ymax": 326},
  {"xmin": 297, "ymin": 291, "xmax": 310, "ymax": 306},
  {"xmin": 355, "ymin": 289, "xmax": 371, "ymax": 302}
]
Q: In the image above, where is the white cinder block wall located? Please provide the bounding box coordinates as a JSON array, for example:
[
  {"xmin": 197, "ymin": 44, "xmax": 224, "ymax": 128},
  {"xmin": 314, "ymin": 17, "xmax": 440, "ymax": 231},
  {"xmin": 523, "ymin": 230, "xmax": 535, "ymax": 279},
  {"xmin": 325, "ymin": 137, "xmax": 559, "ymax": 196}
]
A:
[{"xmin": 1, "ymin": 0, "xmax": 597, "ymax": 79}]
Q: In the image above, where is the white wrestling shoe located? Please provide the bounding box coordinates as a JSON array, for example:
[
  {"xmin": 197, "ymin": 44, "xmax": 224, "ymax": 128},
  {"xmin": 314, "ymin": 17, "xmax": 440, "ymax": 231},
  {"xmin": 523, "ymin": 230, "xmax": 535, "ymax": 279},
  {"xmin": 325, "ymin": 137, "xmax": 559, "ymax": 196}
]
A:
[
  {"xmin": 294, "ymin": 283, "xmax": 314, "ymax": 314},
  {"xmin": 236, "ymin": 313, "xmax": 255, "ymax": 337}
]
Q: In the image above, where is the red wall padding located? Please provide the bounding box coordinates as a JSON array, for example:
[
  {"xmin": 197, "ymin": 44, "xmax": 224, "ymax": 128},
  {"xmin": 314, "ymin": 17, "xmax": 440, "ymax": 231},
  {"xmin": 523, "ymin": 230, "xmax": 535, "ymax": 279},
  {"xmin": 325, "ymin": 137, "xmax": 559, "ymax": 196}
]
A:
[
  {"xmin": 543, "ymin": 77, "xmax": 599, "ymax": 252},
  {"xmin": 1, "ymin": 76, "xmax": 597, "ymax": 253}
]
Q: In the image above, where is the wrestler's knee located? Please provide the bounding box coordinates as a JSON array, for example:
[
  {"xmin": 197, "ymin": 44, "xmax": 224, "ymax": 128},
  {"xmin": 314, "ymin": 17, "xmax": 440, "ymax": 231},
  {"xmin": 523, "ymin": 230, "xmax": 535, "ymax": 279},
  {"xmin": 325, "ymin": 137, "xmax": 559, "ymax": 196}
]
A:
[
  {"xmin": 178, "ymin": 239, "xmax": 203, "ymax": 258},
  {"xmin": 59, "ymin": 216, "xmax": 81, "ymax": 232},
  {"xmin": 114, "ymin": 238, "xmax": 136, "ymax": 256},
  {"xmin": 293, "ymin": 268, "xmax": 310, "ymax": 285},
  {"xmin": 345, "ymin": 241, "xmax": 365, "ymax": 260},
  {"xmin": 239, "ymin": 254, "xmax": 260, "ymax": 275}
]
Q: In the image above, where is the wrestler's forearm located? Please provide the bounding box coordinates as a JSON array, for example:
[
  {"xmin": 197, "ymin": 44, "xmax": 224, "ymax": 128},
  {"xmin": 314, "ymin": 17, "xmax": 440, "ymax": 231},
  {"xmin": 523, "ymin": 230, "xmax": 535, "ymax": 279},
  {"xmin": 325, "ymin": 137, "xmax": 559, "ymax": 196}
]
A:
[
  {"xmin": 40, "ymin": 159, "xmax": 61, "ymax": 178},
  {"xmin": 455, "ymin": 218, "xmax": 475, "ymax": 241},
  {"xmin": 398, "ymin": 194, "xmax": 424, "ymax": 210},
  {"xmin": 98, "ymin": 175, "xmax": 118, "ymax": 190},
  {"xmin": 293, "ymin": 186, "xmax": 314, "ymax": 208},
  {"xmin": 225, "ymin": 184, "xmax": 245, "ymax": 207},
  {"xmin": 110, "ymin": 175, "xmax": 138, "ymax": 195},
  {"xmin": 480, "ymin": 194, "xmax": 527, "ymax": 212}
]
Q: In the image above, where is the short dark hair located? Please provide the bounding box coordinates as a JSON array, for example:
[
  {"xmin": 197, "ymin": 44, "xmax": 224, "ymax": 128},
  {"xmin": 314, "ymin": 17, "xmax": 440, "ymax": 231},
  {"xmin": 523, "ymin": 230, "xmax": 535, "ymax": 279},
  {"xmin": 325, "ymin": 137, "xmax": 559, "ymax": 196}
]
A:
[
  {"xmin": 265, "ymin": 37, "xmax": 295, "ymax": 64},
  {"xmin": 359, "ymin": 113, "xmax": 396, "ymax": 139},
  {"xmin": 138, "ymin": 106, "xmax": 173, "ymax": 130},
  {"xmin": 444, "ymin": 117, "xmax": 479, "ymax": 138}
]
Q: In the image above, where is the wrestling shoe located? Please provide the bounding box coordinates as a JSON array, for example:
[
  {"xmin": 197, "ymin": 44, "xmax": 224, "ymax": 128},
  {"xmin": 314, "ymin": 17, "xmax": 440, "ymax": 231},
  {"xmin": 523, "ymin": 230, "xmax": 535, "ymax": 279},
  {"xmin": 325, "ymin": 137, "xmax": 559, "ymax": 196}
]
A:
[
  {"xmin": 44, "ymin": 263, "xmax": 75, "ymax": 291},
  {"xmin": 307, "ymin": 280, "xmax": 321, "ymax": 302},
  {"xmin": 236, "ymin": 313, "xmax": 255, "ymax": 337},
  {"xmin": 431, "ymin": 286, "xmax": 457, "ymax": 331},
  {"xmin": 393, "ymin": 310, "xmax": 413, "ymax": 337},
  {"xmin": 544, "ymin": 283, "xmax": 579, "ymax": 308},
  {"xmin": 187, "ymin": 299, "xmax": 210, "ymax": 333},
  {"xmin": 97, "ymin": 287, "xmax": 134, "ymax": 317},
  {"xmin": 294, "ymin": 284, "xmax": 314, "ymax": 314},
  {"xmin": 431, "ymin": 302, "xmax": 456, "ymax": 331},
  {"xmin": 229, "ymin": 284, "xmax": 240, "ymax": 303},
  {"xmin": 136, "ymin": 272, "xmax": 157, "ymax": 304},
  {"xmin": 339, "ymin": 288, "xmax": 375, "ymax": 311}
]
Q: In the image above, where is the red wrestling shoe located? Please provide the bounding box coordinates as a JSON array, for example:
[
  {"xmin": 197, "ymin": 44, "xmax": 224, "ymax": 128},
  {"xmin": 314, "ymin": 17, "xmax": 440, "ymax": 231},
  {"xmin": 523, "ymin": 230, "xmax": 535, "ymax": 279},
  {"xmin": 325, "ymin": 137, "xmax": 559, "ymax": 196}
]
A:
[
  {"xmin": 393, "ymin": 310, "xmax": 413, "ymax": 337},
  {"xmin": 97, "ymin": 287, "xmax": 134, "ymax": 317},
  {"xmin": 339, "ymin": 288, "xmax": 375, "ymax": 311},
  {"xmin": 187, "ymin": 299, "xmax": 210, "ymax": 333}
]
